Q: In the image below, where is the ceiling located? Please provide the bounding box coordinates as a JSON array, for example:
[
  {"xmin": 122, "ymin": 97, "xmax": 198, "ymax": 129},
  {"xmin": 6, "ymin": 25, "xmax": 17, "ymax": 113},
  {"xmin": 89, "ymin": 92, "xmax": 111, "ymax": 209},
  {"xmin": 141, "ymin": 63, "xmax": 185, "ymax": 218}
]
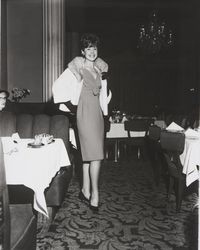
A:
[
  {"xmin": 66, "ymin": 0, "xmax": 198, "ymax": 31},
  {"xmin": 65, "ymin": 0, "xmax": 199, "ymax": 58},
  {"xmin": 66, "ymin": 0, "xmax": 192, "ymax": 8}
]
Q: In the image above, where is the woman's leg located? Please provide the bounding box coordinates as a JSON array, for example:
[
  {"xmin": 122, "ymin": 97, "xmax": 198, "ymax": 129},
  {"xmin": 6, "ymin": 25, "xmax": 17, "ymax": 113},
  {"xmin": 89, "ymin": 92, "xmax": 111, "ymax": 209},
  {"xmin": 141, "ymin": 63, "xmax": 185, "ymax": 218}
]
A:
[
  {"xmin": 82, "ymin": 162, "xmax": 90, "ymax": 199},
  {"xmin": 90, "ymin": 160, "xmax": 101, "ymax": 206}
]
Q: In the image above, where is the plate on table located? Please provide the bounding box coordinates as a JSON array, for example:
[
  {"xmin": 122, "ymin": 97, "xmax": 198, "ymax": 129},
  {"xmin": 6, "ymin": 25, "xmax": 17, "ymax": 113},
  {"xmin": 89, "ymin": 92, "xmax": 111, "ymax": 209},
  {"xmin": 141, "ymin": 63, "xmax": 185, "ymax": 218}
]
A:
[{"xmin": 27, "ymin": 142, "xmax": 44, "ymax": 148}]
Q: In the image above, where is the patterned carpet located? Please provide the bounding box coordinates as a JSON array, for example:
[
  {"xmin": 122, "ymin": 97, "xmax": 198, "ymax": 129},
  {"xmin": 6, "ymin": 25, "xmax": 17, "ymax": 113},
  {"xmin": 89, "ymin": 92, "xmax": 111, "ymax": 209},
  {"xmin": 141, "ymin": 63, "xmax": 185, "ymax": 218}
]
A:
[{"xmin": 36, "ymin": 159, "xmax": 198, "ymax": 250}]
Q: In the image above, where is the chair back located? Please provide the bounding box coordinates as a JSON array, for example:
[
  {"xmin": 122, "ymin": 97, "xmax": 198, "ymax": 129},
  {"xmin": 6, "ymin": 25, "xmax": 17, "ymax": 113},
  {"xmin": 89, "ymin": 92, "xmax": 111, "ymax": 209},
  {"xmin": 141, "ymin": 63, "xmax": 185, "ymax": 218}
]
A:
[
  {"xmin": 104, "ymin": 118, "xmax": 111, "ymax": 133},
  {"xmin": 160, "ymin": 130, "xmax": 186, "ymax": 212},
  {"xmin": 160, "ymin": 131, "xmax": 185, "ymax": 154},
  {"xmin": 148, "ymin": 125, "xmax": 161, "ymax": 141},
  {"xmin": 160, "ymin": 130, "xmax": 185, "ymax": 177},
  {"xmin": 147, "ymin": 125, "xmax": 163, "ymax": 186},
  {"xmin": 124, "ymin": 119, "xmax": 154, "ymax": 133}
]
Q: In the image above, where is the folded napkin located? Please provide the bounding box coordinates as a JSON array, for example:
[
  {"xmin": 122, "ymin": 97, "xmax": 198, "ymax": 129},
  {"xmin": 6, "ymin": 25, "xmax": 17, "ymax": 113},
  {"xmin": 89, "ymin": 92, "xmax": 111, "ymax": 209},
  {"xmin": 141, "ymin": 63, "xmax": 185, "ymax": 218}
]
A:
[
  {"xmin": 11, "ymin": 132, "xmax": 21, "ymax": 143},
  {"xmin": 166, "ymin": 122, "xmax": 184, "ymax": 132},
  {"xmin": 121, "ymin": 116, "xmax": 128, "ymax": 123},
  {"xmin": 185, "ymin": 128, "xmax": 200, "ymax": 139},
  {"xmin": 2, "ymin": 137, "xmax": 18, "ymax": 155}
]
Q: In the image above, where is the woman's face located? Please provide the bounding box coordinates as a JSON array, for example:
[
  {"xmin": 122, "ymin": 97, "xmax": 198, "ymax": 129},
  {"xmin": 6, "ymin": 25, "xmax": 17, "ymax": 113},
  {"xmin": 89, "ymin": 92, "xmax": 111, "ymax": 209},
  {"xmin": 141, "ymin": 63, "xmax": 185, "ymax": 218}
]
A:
[
  {"xmin": 0, "ymin": 92, "xmax": 7, "ymax": 111},
  {"xmin": 82, "ymin": 46, "xmax": 98, "ymax": 62}
]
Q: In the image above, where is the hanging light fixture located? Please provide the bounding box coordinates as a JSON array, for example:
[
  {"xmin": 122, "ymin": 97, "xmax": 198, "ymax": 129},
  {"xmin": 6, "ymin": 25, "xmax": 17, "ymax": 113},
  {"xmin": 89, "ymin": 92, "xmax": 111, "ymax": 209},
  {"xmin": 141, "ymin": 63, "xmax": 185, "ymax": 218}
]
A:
[{"xmin": 137, "ymin": 11, "xmax": 173, "ymax": 54}]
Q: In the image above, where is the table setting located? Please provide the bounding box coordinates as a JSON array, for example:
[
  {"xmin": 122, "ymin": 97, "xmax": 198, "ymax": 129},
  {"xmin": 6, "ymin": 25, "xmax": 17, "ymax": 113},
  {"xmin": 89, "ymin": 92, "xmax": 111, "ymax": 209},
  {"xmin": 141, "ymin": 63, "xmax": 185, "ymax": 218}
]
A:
[
  {"xmin": 2, "ymin": 133, "xmax": 70, "ymax": 217},
  {"xmin": 108, "ymin": 110, "xmax": 156, "ymax": 124},
  {"xmin": 107, "ymin": 111, "xmax": 154, "ymax": 162},
  {"xmin": 107, "ymin": 110, "xmax": 155, "ymax": 138},
  {"xmin": 165, "ymin": 121, "xmax": 200, "ymax": 139},
  {"xmin": 109, "ymin": 110, "xmax": 128, "ymax": 123},
  {"xmin": 165, "ymin": 121, "xmax": 184, "ymax": 132}
]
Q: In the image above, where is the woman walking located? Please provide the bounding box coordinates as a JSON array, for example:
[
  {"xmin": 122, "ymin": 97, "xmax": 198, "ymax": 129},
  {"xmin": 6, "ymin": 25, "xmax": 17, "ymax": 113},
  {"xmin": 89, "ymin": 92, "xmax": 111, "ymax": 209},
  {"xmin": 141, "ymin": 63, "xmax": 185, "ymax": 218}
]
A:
[{"xmin": 53, "ymin": 33, "xmax": 111, "ymax": 211}]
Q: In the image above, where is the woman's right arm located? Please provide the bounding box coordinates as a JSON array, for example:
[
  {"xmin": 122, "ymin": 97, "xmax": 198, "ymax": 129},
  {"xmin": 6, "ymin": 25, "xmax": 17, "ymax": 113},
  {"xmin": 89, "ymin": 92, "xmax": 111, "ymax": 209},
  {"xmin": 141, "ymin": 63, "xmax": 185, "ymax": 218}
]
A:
[{"xmin": 52, "ymin": 61, "xmax": 83, "ymax": 113}]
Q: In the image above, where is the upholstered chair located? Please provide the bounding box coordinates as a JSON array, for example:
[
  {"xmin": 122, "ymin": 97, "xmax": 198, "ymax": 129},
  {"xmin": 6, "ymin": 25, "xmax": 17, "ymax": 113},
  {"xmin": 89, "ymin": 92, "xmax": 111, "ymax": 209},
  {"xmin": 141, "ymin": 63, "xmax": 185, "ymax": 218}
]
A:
[{"xmin": 160, "ymin": 130, "xmax": 185, "ymax": 212}]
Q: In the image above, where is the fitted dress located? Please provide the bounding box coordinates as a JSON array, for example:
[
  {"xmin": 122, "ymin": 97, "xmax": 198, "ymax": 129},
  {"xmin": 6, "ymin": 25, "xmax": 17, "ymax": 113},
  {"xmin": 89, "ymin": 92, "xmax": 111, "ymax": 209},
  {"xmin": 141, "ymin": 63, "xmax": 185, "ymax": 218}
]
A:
[{"xmin": 77, "ymin": 68, "xmax": 104, "ymax": 161}]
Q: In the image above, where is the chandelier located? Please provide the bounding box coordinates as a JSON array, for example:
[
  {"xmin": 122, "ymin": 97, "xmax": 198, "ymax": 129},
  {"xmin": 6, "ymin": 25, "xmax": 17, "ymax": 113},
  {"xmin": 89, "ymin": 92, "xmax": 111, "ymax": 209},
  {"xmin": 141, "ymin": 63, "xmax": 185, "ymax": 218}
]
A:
[{"xmin": 137, "ymin": 11, "xmax": 173, "ymax": 54}]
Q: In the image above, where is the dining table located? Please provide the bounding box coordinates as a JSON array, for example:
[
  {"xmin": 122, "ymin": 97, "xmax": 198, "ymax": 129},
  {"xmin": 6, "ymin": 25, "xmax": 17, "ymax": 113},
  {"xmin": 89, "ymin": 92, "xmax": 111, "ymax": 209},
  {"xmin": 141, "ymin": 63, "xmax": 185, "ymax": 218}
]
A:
[
  {"xmin": 180, "ymin": 133, "xmax": 200, "ymax": 187},
  {"xmin": 164, "ymin": 124, "xmax": 200, "ymax": 187},
  {"xmin": 179, "ymin": 129, "xmax": 200, "ymax": 250},
  {"xmin": 2, "ymin": 137, "xmax": 71, "ymax": 217},
  {"xmin": 106, "ymin": 123, "xmax": 146, "ymax": 162}
]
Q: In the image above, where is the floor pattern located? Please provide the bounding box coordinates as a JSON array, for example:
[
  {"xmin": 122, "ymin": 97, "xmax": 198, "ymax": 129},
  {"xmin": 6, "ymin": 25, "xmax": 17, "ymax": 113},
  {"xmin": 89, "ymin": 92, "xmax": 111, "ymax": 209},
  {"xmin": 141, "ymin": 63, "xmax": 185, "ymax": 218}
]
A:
[{"xmin": 36, "ymin": 160, "xmax": 198, "ymax": 250}]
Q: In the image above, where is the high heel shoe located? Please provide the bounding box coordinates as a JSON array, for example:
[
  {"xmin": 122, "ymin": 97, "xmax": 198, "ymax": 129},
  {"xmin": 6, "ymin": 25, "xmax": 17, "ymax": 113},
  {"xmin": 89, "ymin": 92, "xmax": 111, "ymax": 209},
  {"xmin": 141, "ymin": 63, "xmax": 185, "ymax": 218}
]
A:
[
  {"xmin": 89, "ymin": 203, "xmax": 99, "ymax": 212},
  {"xmin": 78, "ymin": 191, "xmax": 90, "ymax": 203}
]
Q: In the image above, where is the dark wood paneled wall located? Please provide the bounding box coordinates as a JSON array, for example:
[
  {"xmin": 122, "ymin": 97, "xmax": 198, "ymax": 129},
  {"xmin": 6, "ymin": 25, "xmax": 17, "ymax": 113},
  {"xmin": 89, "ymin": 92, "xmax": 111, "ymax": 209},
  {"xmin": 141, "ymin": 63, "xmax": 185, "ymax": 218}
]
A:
[
  {"xmin": 1, "ymin": 0, "xmax": 7, "ymax": 89},
  {"xmin": 6, "ymin": 0, "xmax": 43, "ymax": 102}
]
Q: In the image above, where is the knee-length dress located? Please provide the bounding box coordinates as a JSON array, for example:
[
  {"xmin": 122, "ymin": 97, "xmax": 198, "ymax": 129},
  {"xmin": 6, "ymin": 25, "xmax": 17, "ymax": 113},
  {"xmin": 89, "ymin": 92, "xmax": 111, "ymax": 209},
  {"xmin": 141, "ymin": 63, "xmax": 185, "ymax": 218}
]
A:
[{"xmin": 77, "ymin": 68, "xmax": 104, "ymax": 161}]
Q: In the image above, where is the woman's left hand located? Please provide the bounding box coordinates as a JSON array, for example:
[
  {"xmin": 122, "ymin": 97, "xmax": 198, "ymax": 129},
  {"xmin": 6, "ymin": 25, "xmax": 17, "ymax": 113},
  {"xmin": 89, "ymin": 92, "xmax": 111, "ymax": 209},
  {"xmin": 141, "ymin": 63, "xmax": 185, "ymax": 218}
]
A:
[{"xmin": 101, "ymin": 72, "xmax": 109, "ymax": 80}]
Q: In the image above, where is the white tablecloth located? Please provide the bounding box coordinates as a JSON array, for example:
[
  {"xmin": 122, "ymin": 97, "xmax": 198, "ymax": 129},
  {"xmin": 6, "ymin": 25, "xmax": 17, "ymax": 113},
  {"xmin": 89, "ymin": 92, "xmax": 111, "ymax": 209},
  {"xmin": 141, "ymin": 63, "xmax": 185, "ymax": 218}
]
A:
[
  {"xmin": 106, "ymin": 123, "xmax": 146, "ymax": 162},
  {"xmin": 180, "ymin": 137, "xmax": 200, "ymax": 186},
  {"xmin": 2, "ymin": 137, "xmax": 70, "ymax": 217},
  {"xmin": 106, "ymin": 123, "xmax": 145, "ymax": 138}
]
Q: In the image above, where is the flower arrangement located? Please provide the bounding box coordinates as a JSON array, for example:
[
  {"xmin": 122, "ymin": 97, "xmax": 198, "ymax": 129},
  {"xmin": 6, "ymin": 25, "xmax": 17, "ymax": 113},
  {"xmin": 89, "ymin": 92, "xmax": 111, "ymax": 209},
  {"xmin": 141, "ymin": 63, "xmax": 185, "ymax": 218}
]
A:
[
  {"xmin": 110, "ymin": 110, "xmax": 127, "ymax": 123},
  {"xmin": 11, "ymin": 88, "xmax": 30, "ymax": 102}
]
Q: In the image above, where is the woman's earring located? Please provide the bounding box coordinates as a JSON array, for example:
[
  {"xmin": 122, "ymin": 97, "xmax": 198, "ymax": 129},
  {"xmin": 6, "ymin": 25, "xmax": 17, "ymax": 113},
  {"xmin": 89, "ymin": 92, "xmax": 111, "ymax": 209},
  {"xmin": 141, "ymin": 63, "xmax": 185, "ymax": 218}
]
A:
[{"xmin": 81, "ymin": 51, "xmax": 85, "ymax": 56}]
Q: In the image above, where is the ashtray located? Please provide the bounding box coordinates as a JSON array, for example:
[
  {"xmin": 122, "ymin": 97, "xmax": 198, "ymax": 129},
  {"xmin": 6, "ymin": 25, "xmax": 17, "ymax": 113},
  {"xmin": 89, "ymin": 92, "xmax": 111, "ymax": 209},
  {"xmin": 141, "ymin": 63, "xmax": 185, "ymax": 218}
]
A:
[
  {"xmin": 47, "ymin": 139, "xmax": 55, "ymax": 144},
  {"xmin": 27, "ymin": 142, "xmax": 44, "ymax": 148},
  {"xmin": 42, "ymin": 139, "xmax": 55, "ymax": 145}
]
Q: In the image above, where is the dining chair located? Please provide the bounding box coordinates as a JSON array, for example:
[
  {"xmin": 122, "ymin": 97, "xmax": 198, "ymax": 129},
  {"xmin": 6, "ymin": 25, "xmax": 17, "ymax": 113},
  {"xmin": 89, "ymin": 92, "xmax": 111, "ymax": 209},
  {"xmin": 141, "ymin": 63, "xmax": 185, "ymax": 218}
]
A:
[
  {"xmin": 160, "ymin": 130, "xmax": 186, "ymax": 212},
  {"xmin": 147, "ymin": 125, "xmax": 163, "ymax": 186},
  {"xmin": 124, "ymin": 119, "xmax": 154, "ymax": 160},
  {"xmin": 0, "ymin": 139, "xmax": 37, "ymax": 250},
  {"xmin": 180, "ymin": 116, "xmax": 188, "ymax": 129},
  {"xmin": 104, "ymin": 118, "xmax": 111, "ymax": 160}
]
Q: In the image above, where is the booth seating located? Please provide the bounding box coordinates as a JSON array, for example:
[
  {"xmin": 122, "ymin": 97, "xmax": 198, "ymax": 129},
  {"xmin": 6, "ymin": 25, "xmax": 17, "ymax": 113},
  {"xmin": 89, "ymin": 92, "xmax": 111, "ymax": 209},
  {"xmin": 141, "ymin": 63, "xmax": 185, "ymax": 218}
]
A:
[
  {"xmin": 0, "ymin": 139, "xmax": 37, "ymax": 250},
  {"xmin": 0, "ymin": 110, "xmax": 73, "ymax": 215}
]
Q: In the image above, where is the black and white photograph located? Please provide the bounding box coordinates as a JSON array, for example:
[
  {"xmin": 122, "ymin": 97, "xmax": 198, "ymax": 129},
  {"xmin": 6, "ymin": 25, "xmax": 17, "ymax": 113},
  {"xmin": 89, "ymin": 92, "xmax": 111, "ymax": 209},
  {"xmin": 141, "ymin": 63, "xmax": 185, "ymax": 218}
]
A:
[{"xmin": 0, "ymin": 0, "xmax": 199, "ymax": 249}]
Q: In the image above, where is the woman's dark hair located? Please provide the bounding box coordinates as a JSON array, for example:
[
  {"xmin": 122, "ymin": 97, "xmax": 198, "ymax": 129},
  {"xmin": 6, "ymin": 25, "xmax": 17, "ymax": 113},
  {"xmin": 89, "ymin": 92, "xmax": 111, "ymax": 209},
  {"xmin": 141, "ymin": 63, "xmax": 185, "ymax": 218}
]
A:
[{"xmin": 80, "ymin": 33, "xmax": 100, "ymax": 50}]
